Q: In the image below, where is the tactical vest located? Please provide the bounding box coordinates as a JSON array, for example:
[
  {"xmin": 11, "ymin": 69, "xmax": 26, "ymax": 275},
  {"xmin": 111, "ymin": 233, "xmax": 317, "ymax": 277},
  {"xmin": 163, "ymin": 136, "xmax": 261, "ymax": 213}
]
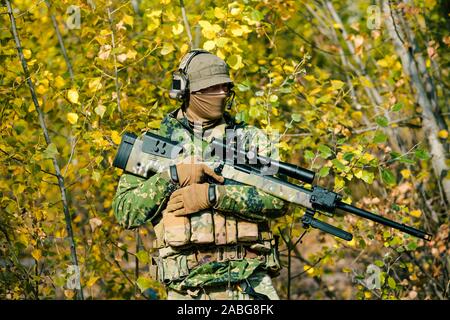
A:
[
  {"xmin": 153, "ymin": 209, "xmax": 281, "ymax": 284},
  {"xmin": 152, "ymin": 110, "xmax": 282, "ymax": 284}
]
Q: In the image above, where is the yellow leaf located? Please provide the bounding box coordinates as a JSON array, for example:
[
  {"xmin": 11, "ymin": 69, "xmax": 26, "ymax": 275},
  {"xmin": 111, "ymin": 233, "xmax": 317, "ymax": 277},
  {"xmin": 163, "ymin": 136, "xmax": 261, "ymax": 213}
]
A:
[
  {"xmin": 23, "ymin": 49, "xmax": 31, "ymax": 59},
  {"xmin": 147, "ymin": 21, "xmax": 160, "ymax": 32},
  {"xmin": 198, "ymin": 20, "xmax": 212, "ymax": 29},
  {"xmin": 67, "ymin": 113, "xmax": 79, "ymax": 124},
  {"xmin": 351, "ymin": 111, "xmax": 363, "ymax": 121},
  {"xmin": 111, "ymin": 130, "xmax": 122, "ymax": 145},
  {"xmin": 331, "ymin": 80, "xmax": 345, "ymax": 90},
  {"xmin": 230, "ymin": 7, "xmax": 241, "ymax": 16},
  {"xmin": 216, "ymin": 49, "xmax": 225, "ymax": 60},
  {"xmin": 95, "ymin": 105, "xmax": 106, "ymax": 118},
  {"xmin": 227, "ymin": 54, "xmax": 243, "ymax": 70},
  {"xmin": 214, "ymin": 7, "xmax": 226, "ymax": 19},
  {"xmin": 123, "ymin": 14, "xmax": 134, "ymax": 27},
  {"xmin": 180, "ymin": 43, "xmax": 189, "ymax": 55},
  {"xmin": 88, "ymin": 78, "xmax": 102, "ymax": 91},
  {"xmin": 31, "ymin": 249, "xmax": 42, "ymax": 261},
  {"xmin": 64, "ymin": 290, "xmax": 75, "ymax": 299},
  {"xmin": 198, "ymin": 20, "xmax": 222, "ymax": 40},
  {"xmin": 215, "ymin": 37, "xmax": 229, "ymax": 48},
  {"xmin": 172, "ymin": 23, "xmax": 184, "ymax": 35},
  {"xmin": 54, "ymin": 76, "xmax": 66, "ymax": 89},
  {"xmin": 203, "ymin": 40, "xmax": 216, "ymax": 51},
  {"xmin": 160, "ymin": 43, "xmax": 174, "ymax": 55},
  {"xmin": 438, "ymin": 130, "xmax": 448, "ymax": 139},
  {"xmin": 364, "ymin": 291, "xmax": 372, "ymax": 299},
  {"xmin": 335, "ymin": 176, "xmax": 345, "ymax": 190},
  {"xmin": 303, "ymin": 265, "xmax": 315, "ymax": 275},
  {"xmin": 347, "ymin": 238, "xmax": 356, "ymax": 247},
  {"xmin": 410, "ymin": 210, "xmax": 422, "ymax": 218},
  {"xmin": 400, "ymin": 169, "xmax": 411, "ymax": 179},
  {"xmin": 126, "ymin": 49, "xmax": 137, "ymax": 60},
  {"xmin": 230, "ymin": 25, "xmax": 244, "ymax": 37},
  {"xmin": 146, "ymin": 10, "xmax": 162, "ymax": 18},
  {"xmin": 376, "ymin": 58, "xmax": 389, "ymax": 68},
  {"xmin": 359, "ymin": 76, "xmax": 373, "ymax": 88},
  {"xmin": 36, "ymin": 84, "xmax": 47, "ymax": 95},
  {"xmin": 86, "ymin": 276, "xmax": 100, "ymax": 288},
  {"xmin": 67, "ymin": 88, "xmax": 79, "ymax": 104}
]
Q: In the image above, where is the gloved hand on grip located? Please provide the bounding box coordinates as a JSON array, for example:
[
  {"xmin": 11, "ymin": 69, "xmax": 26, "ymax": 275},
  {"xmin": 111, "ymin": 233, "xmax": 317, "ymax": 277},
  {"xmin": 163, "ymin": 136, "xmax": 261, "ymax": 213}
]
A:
[
  {"xmin": 173, "ymin": 156, "xmax": 224, "ymax": 187},
  {"xmin": 166, "ymin": 183, "xmax": 214, "ymax": 216}
]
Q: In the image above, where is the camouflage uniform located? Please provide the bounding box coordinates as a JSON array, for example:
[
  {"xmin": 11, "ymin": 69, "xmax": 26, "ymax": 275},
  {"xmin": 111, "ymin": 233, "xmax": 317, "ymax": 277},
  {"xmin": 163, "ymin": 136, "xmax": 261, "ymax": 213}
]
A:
[{"xmin": 112, "ymin": 108, "xmax": 288, "ymax": 300}]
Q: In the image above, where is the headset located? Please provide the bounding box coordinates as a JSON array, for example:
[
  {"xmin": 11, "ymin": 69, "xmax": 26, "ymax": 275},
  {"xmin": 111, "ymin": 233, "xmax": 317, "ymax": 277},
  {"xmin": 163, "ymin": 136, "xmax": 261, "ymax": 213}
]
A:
[
  {"xmin": 169, "ymin": 49, "xmax": 210, "ymax": 101},
  {"xmin": 169, "ymin": 49, "xmax": 235, "ymax": 110}
]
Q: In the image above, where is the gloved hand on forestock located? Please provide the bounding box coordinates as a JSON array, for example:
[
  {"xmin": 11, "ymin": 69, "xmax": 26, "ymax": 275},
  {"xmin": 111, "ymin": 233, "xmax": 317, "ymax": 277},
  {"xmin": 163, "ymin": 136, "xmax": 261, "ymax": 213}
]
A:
[{"xmin": 174, "ymin": 156, "xmax": 224, "ymax": 186}]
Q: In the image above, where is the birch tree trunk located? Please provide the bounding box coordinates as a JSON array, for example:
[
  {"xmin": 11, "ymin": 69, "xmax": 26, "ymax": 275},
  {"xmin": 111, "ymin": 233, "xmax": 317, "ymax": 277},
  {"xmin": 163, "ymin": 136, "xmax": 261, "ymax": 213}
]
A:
[{"xmin": 383, "ymin": 0, "xmax": 449, "ymax": 204}]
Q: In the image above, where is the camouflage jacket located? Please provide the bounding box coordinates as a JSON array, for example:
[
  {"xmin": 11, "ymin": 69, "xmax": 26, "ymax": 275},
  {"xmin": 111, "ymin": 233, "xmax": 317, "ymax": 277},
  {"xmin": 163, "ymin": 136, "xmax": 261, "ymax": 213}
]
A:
[{"xmin": 112, "ymin": 108, "xmax": 288, "ymax": 290}]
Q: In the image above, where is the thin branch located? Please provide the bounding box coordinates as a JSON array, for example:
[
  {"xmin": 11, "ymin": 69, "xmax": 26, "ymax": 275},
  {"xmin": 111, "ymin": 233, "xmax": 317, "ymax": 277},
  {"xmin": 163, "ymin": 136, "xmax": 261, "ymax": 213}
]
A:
[
  {"xmin": 45, "ymin": 0, "xmax": 74, "ymax": 82},
  {"xmin": 353, "ymin": 116, "xmax": 421, "ymax": 134},
  {"xmin": 107, "ymin": 7, "xmax": 123, "ymax": 116},
  {"xmin": 6, "ymin": 0, "xmax": 84, "ymax": 300},
  {"xmin": 179, "ymin": 0, "xmax": 194, "ymax": 49}
]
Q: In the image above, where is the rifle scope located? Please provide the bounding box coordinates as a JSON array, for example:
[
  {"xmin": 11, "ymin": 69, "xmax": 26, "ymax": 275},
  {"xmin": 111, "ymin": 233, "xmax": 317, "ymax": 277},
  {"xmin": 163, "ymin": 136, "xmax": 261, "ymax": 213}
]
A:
[{"xmin": 211, "ymin": 139, "xmax": 316, "ymax": 184}]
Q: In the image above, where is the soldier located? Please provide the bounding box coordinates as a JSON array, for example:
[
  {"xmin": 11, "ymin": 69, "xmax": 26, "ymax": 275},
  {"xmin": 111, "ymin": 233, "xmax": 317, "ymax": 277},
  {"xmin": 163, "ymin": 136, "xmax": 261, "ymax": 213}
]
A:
[{"xmin": 112, "ymin": 50, "xmax": 289, "ymax": 300}]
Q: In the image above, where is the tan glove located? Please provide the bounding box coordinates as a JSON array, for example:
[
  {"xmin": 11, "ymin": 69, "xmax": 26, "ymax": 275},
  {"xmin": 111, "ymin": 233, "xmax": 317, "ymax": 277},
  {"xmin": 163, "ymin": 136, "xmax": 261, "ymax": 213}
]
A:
[
  {"xmin": 175, "ymin": 156, "xmax": 224, "ymax": 187},
  {"xmin": 166, "ymin": 183, "xmax": 212, "ymax": 216}
]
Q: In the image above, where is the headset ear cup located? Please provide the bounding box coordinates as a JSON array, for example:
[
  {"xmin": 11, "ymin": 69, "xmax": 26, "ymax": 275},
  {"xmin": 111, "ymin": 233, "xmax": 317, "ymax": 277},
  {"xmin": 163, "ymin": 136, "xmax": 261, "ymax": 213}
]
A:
[{"xmin": 169, "ymin": 50, "xmax": 209, "ymax": 101}]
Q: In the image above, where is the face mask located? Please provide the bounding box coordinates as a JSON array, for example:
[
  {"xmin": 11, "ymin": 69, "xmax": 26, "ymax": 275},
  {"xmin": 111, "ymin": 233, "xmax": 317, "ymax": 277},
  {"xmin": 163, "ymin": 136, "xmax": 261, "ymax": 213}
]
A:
[{"xmin": 186, "ymin": 92, "xmax": 228, "ymax": 126}]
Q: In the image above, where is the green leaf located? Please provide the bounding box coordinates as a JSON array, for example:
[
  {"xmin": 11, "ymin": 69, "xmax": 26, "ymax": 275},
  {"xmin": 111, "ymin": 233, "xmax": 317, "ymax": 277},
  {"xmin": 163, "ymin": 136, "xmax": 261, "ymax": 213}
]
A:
[
  {"xmin": 391, "ymin": 103, "xmax": 403, "ymax": 112},
  {"xmin": 387, "ymin": 277, "xmax": 396, "ymax": 289},
  {"xmin": 318, "ymin": 144, "xmax": 333, "ymax": 159},
  {"xmin": 414, "ymin": 148, "xmax": 430, "ymax": 160},
  {"xmin": 381, "ymin": 169, "xmax": 396, "ymax": 186},
  {"xmin": 278, "ymin": 86, "xmax": 292, "ymax": 94},
  {"xmin": 135, "ymin": 250, "xmax": 149, "ymax": 264},
  {"xmin": 318, "ymin": 167, "xmax": 330, "ymax": 177},
  {"xmin": 375, "ymin": 116, "xmax": 389, "ymax": 127},
  {"xmin": 390, "ymin": 152, "xmax": 401, "ymax": 160},
  {"xmin": 237, "ymin": 81, "xmax": 251, "ymax": 92},
  {"xmin": 332, "ymin": 159, "xmax": 346, "ymax": 171},
  {"xmin": 251, "ymin": 9, "xmax": 264, "ymax": 21},
  {"xmin": 373, "ymin": 132, "xmax": 387, "ymax": 144},
  {"xmin": 291, "ymin": 113, "xmax": 301, "ymax": 122},
  {"xmin": 304, "ymin": 150, "xmax": 315, "ymax": 160},
  {"xmin": 343, "ymin": 152, "xmax": 354, "ymax": 161},
  {"xmin": 375, "ymin": 260, "xmax": 384, "ymax": 267},
  {"xmin": 407, "ymin": 241, "xmax": 418, "ymax": 251},
  {"xmin": 136, "ymin": 276, "xmax": 153, "ymax": 292},
  {"xmin": 43, "ymin": 143, "xmax": 59, "ymax": 159},
  {"xmin": 398, "ymin": 157, "xmax": 415, "ymax": 164},
  {"xmin": 316, "ymin": 94, "xmax": 332, "ymax": 104},
  {"xmin": 361, "ymin": 171, "xmax": 374, "ymax": 184}
]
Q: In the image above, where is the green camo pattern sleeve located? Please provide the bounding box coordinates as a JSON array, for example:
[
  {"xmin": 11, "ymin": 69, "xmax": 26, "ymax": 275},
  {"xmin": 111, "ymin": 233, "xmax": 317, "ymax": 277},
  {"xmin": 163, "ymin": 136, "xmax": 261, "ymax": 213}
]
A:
[
  {"xmin": 112, "ymin": 172, "xmax": 177, "ymax": 229},
  {"xmin": 214, "ymin": 184, "xmax": 289, "ymax": 222}
]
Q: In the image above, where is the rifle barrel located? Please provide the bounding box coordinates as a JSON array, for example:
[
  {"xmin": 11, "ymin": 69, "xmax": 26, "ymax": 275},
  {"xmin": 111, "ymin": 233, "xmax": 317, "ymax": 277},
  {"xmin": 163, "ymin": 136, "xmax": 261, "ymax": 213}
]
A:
[{"xmin": 337, "ymin": 202, "xmax": 432, "ymax": 241}]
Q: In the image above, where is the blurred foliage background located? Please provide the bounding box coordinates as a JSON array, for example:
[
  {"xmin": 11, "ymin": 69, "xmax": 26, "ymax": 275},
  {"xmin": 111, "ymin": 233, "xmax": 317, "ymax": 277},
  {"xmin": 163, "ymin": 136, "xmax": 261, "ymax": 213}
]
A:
[{"xmin": 0, "ymin": 0, "xmax": 448, "ymax": 300}]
